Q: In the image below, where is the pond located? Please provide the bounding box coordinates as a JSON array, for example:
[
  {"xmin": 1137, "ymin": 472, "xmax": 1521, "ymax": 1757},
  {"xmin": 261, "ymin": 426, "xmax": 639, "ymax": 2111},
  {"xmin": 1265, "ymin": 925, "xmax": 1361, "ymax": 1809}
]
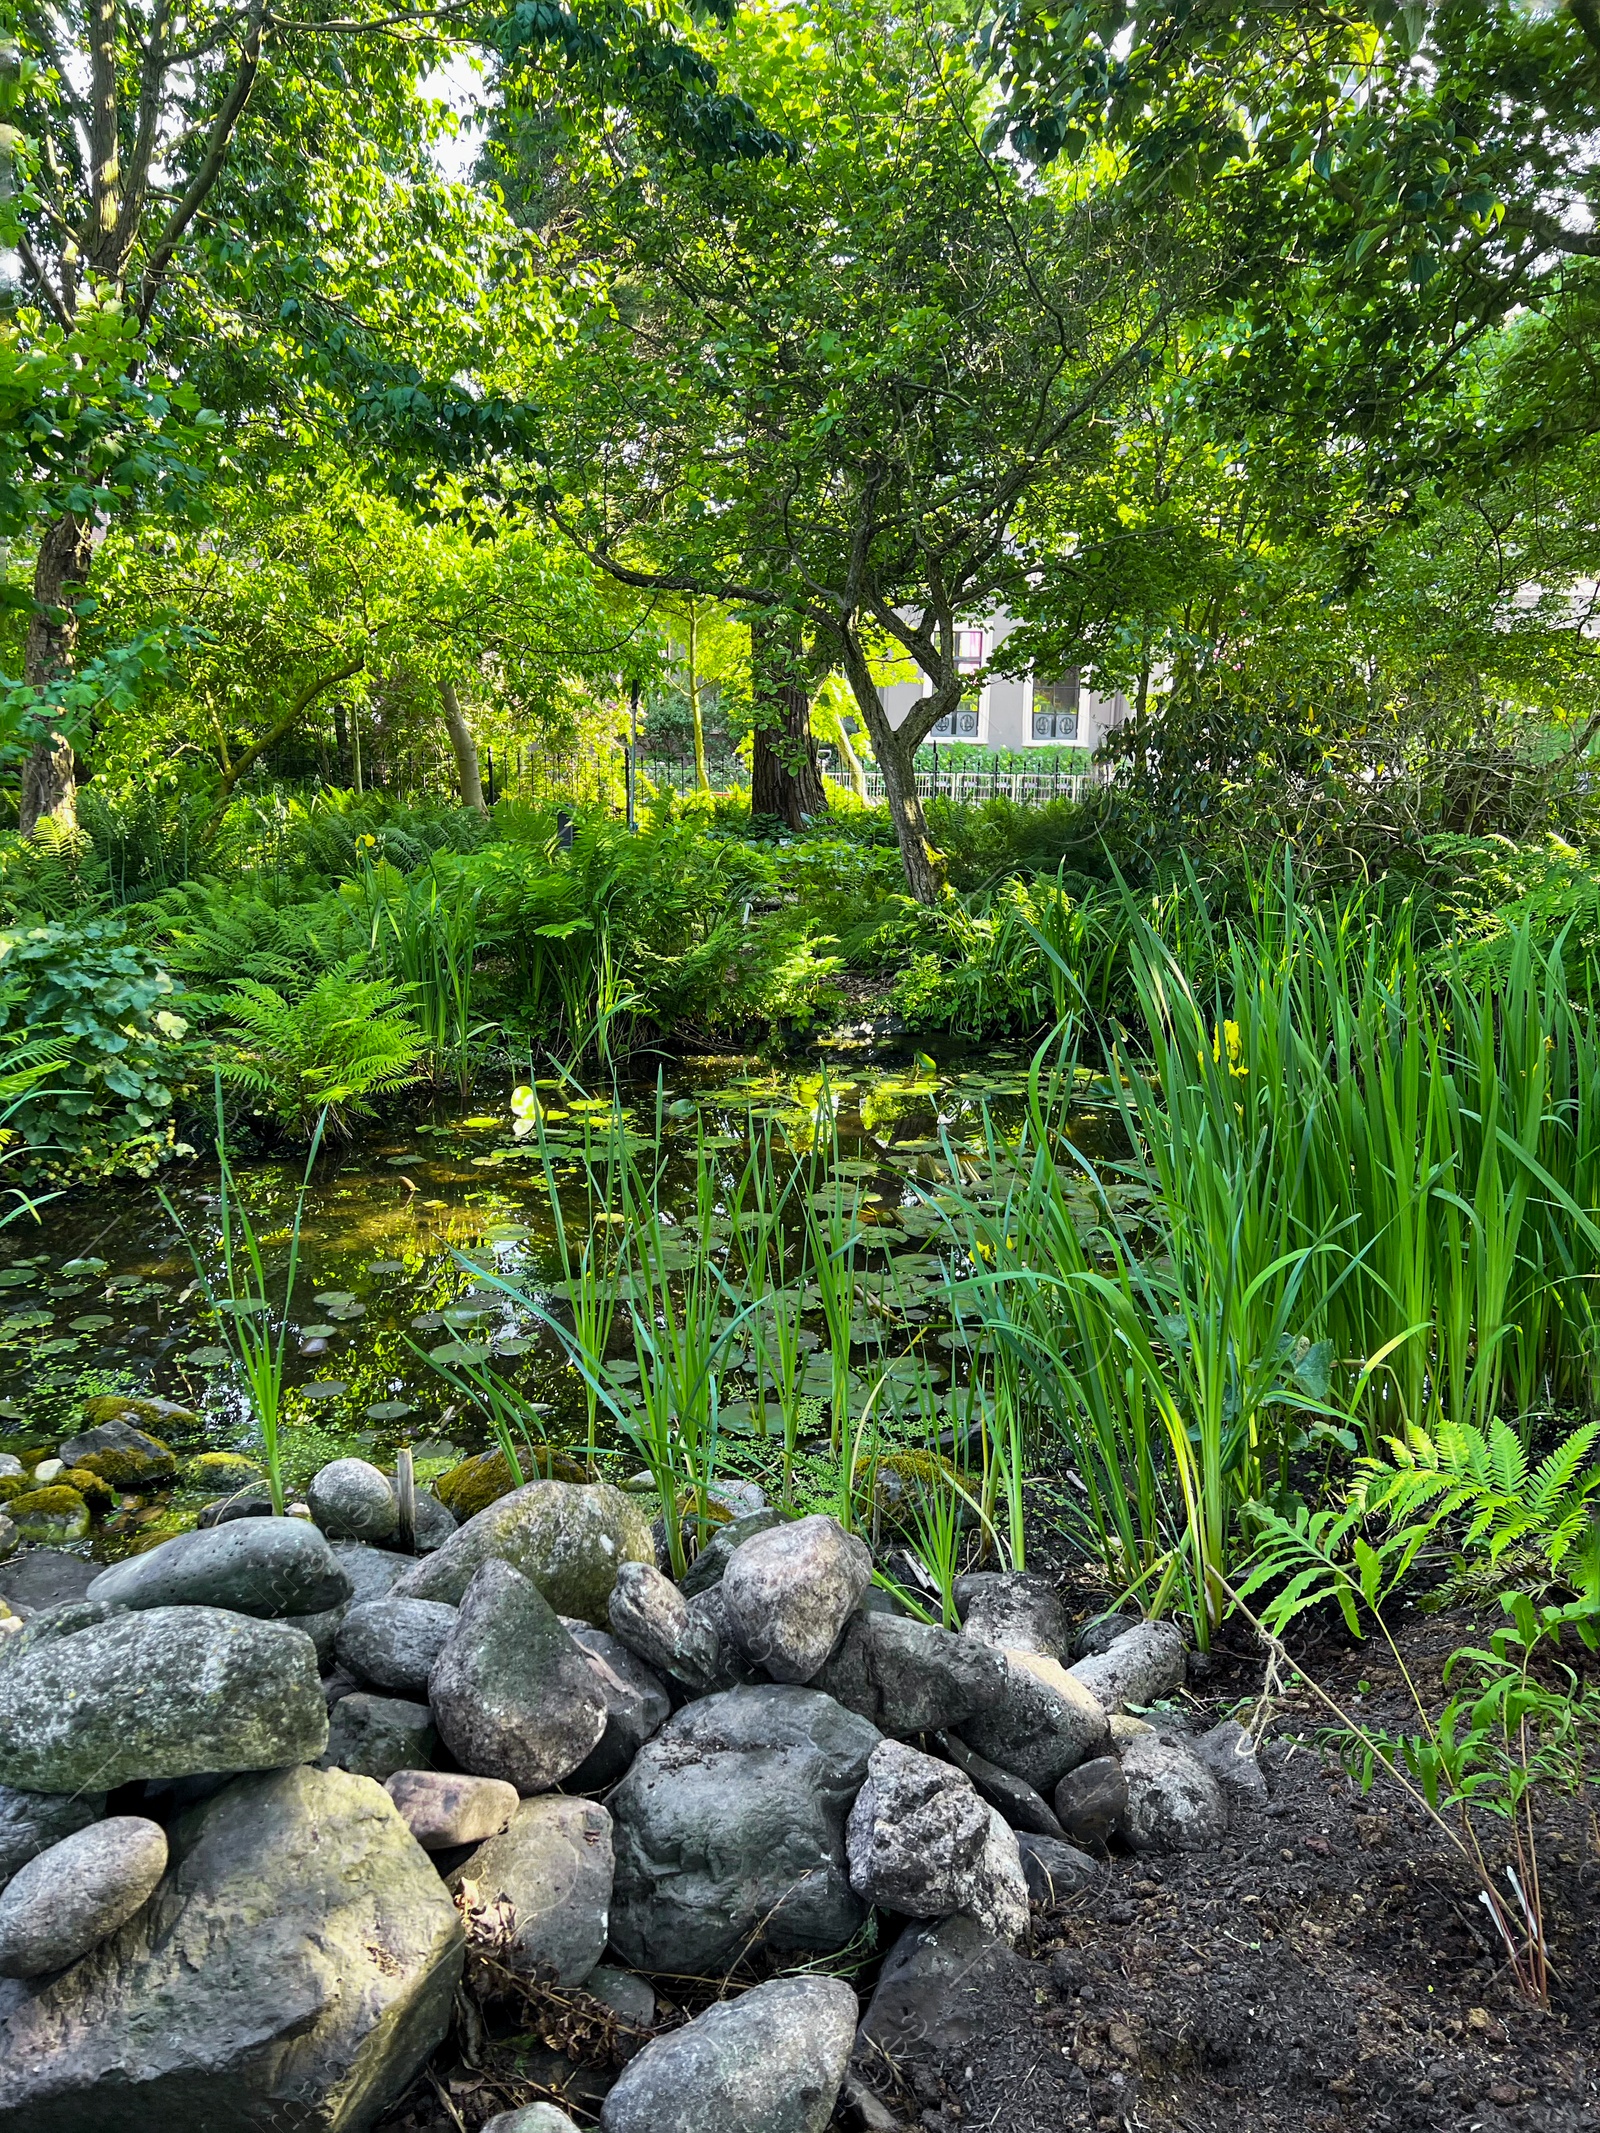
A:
[{"xmin": 0, "ymin": 1040, "xmax": 1102, "ymax": 1558}]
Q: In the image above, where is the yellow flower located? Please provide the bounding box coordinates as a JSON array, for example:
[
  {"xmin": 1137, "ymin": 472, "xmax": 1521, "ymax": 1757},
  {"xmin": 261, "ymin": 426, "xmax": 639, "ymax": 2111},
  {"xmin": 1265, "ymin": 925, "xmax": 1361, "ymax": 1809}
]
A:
[
  {"xmin": 356, "ymin": 833, "xmax": 377, "ymax": 850},
  {"xmin": 1211, "ymin": 1020, "xmax": 1247, "ymax": 1077}
]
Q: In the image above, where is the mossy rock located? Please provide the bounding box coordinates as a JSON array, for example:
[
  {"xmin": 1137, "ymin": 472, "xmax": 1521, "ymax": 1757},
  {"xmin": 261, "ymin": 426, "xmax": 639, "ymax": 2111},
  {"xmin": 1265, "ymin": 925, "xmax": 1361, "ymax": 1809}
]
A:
[
  {"xmin": 9, "ymin": 1485, "xmax": 91, "ymax": 1543},
  {"xmin": 0, "ymin": 1474, "xmax": 28, "ymax": 1505},
  {"xmin": 852, "ymin": 1449, "xmax": 964, "ymax": 1533},
  {"xmin": 80, "ymin": 1394, "xmax": 200, "ymax": 1432},
  {"xmin": 59, "ymin": 1466, "xmax": 116, "ymax": 1514},
  {"xmin": 182, "ymin": 1451, "xmax": 265, "ymax": 1491},
  {"xmin": 57, "ymin": 1418, "xmax": 177, "ymax": 1487},
  {"xmin": 435, "ymin": 1445, "xmax": 587, "ymax": 1521}
]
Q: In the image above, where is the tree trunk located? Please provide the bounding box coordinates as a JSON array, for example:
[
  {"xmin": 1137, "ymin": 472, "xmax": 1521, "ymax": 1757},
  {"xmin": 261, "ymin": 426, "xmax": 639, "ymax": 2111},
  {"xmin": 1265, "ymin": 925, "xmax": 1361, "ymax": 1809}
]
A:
[
  {"xmin": 18, "ymin": 514, "xmax": 95, "ymax": 836},
  {"xmin": 686, "ymin": 606, "xmax": 709, "ymax": 796},
  {"xmin": 836, "ymin": 633, "xmax": 948, "ymax": 903},
  {"xmin": 875, "ymin": 728, "xmax": 945, "ymax": 903},
  {"xmin": 749, "ymin": 610, "xmax": 825, "ymax": 828},
  {"xmin": 440, "ymin": 681, "xmax": 486, "ymax": 812}
]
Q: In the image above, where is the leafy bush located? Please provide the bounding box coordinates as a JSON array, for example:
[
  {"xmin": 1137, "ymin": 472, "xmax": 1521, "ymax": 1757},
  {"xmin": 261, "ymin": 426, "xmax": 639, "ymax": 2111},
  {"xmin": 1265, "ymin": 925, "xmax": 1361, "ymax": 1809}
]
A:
[
  {"xmin": 217, "ymin": 962, "xmax": 426, "ymax": 1137},
  {"xmin": 0, "ymin": 919, "xmax": 204, "ymax": 1174}
]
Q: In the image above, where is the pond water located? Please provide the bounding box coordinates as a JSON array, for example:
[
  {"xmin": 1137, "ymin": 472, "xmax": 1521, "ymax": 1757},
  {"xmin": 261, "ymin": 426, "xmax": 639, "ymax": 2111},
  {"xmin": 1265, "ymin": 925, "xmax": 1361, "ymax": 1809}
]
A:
[{"xmin": 0, "ymin": 1041, "xmax": 1098, "ymax": 1557}]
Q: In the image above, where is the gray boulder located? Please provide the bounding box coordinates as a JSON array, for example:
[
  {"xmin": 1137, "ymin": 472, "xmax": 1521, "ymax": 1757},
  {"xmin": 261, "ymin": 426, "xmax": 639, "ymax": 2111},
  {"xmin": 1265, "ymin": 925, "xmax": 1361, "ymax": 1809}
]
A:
[
  {"xmin": 600, "ymin": 1974, "xmax": 857, "ymax": 2133},
  {"xmin": 959, "ymin": 1649, "xmax": 1109, "ymax": 1793},
  {"xmin": 568, "ymin": 1628, "xmax": 672, "ymax": 1790},
  {"xmin": 1068, "ymin": 1620, "xmax": 1186, "ymax": 1712},
  {"xmin": 428, "ymin": 1561, "xmax": 606, "ymax": 1792},
  {"xmin": 954, "ymin": 1572, "xmax": 1067, "ymax": 1659},
  {"xmin": 845, "ymin": 1739, "xmax": 1028, "ymax": 1945},
  {"xmin": 319, "ymin": 1693, "xmax": 436, "ymax": 1782},
  {"xmin": 448, "ymin": 1796, "xmax": 612, "ymax": 1985},
  {"xmin": 1053, "ymin": 1755, "xmax": 1128, "ymax": 1850},
  {"xmin": 0, "ymin": 1765, "xmax": 464, "ymax": 2131},
  {"xmin": 385, "ymin": 1769, "xmax": 519, "ymax": 1850},
  {"xmin": 720, "ymin": 1516, "xmax": 872, "ymax": 1683},
  {"xmin": 813, "ymin": 1611, "xmax": 1006, "ymax": 1736},
  {"xmin": 0, "ymin": 1786, "xmax": 104, "ymax": 1894},
  {"xmin": 1015, "ymin": 1832, "xmax": 1098, "ymax": 1907},
  {"xmin": 608, "ymin": 1686, "xmax": 879, "ymax": 1975},
  {"xmin": 0, "ymin": 1606, "xmax": 327, "ymax": 1792},
  {"xmin": 1192, "ymin": 1718, "xmax": 1268, "ymax": 1811},
  {"xmin": 393, "ymin": 1480, "xmax": 653, "ymax": 1622},
  {"xmin": 683, "ymin": 1584, "xmax": 756, "ymax": 1690},
  {"xmin": 677, "ymin": 1509, "xmax": 782, "ymax": 1598},
  {"xmin": 308, "ymin": 1458, "xmax": 398, "ymax": 1544},
  {"xmin": 87, "ymin": 1519, "xmax": 352, "ymax": 1620},
  {"xmin": 1119, "ymin": 1728, "xmax": 1227, "ymax": 1851},
  {"xmin": 607, "ymin": 1561, "xmax": 721, "ymax": 1690},
  {"xmin": 0, "ymin": 1552, "xmax": 94, "ymax": 1618},
  {"xmin": 936, "ymin": 1732, "xmax": 1065, "ymax": 1838},
  {"xmin": 0, "ymin": 1816, "xmax": 167, "ymax": 1978},
  {"xmin": 337, "ymin": 1598, "xmax": 458, "ymax": 1696},
  {"xmin": 331, "ymin": 1539, "xmax": 409, "ymax": 1607},
  {"xmin": 844, "ymin": 1739, "xmax": 988, "ymax": 1916},
  {"xmin": 856, "ymin": 1913, "xmax": 1021, "ymax": 2060}
]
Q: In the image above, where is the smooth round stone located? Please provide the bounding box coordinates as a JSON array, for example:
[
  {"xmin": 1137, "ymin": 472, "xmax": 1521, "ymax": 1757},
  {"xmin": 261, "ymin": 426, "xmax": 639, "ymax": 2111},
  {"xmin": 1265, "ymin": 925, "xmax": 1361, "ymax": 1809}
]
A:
[
  {"xmin": 307, "ymin": 1459, "xmax": 398, "ymax": 1544},
  {"xmin": 0, "ymin": 1815, "xmax": 168, "ymax": 1977}
]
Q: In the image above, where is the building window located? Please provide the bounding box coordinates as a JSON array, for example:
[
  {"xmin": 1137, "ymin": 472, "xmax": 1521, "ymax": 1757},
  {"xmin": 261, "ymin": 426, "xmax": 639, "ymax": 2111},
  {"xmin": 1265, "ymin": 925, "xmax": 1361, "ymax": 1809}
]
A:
[
  {"xmin": 1030, "ymin": 671, "xmax": 1080, "ymax": 743},
  {"xmin": 930, "ymin": 629, "xmax": 986, "ymax": 738}
]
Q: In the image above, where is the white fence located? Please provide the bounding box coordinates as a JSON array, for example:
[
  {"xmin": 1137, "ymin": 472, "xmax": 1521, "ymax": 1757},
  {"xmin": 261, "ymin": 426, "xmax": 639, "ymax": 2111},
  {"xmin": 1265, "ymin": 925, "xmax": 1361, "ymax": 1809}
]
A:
[{"xmin": 832, "ymin": 763, "xmax": 1111, "ymax": 807}]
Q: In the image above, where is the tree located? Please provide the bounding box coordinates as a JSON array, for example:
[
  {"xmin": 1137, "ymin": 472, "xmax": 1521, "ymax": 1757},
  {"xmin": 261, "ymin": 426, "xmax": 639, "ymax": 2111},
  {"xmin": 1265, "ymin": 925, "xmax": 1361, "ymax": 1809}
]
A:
[
  {"xmin": 88, "ymin": 449, "xmax": 658, "ymax": 817},
  {"xmin": 538, "ymin": 0, "xmax": 1223, "ymax": 897}
]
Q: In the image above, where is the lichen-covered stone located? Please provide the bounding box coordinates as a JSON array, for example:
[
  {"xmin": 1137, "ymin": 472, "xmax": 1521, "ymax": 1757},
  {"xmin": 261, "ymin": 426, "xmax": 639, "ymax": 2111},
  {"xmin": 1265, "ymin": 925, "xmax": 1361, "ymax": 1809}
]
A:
[
  {"xmin": 960, "ymin": 1649, "xmax": 1110, "ymax": 1793},
  {"xmin": 6, "ymin": 1487, "xmax": 89, "ymax": 1544},
  {"xmin": 428, "ymin": 1561, "xmax": 606, "ymax": 1791},
  {"xmin": 180, "ymin": 1451, "xmax": 264, "ymax": 1491},
  {"xmin": 1068, "ymin": 1620, "xmax": 1187, "ymax": 1713},
  {"xmin": 336, "ymin": 1597, "xmax": 457, "ymax": 1696},
  {"xmin": 0, "ymin": 1604, "xmax": 328, "ymax": 1792},
  {"xmin": 1119, "ymin": 1728, "xmax": 1227, "ymax": 1851},
  {"xmin": 394, "ymin": 1479, "xmax": 654, "ymax": 1624},
  {"xmin": 435, "ymin": 1446, "xmax": 587, "ymax": 1522},
  {"xmin": 88, "ymin": 1517, "xmax": 352, "ymax": 1619},
  {"xmin": 319, "ymin": 1693, "xmax": 437, "ymax": 1782},
  {"xmin": 813, "ymin": 1610, "xmax": 1006, "ymax": 1736},
  {"xmin": 59, "ymin": 1416, "xmax": 179, "ymax": 1486},
  {"xmin": 0, "ymin": 1765, "xmax": 464, "ymax": 2131}
]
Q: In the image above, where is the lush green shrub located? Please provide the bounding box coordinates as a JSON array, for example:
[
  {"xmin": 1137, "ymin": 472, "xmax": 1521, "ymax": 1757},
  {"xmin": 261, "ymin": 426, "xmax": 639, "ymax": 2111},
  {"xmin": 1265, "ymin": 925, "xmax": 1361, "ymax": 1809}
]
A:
[{"xmin": 0, "ymin": 919, "xmax": 205, "ymax": 1174}]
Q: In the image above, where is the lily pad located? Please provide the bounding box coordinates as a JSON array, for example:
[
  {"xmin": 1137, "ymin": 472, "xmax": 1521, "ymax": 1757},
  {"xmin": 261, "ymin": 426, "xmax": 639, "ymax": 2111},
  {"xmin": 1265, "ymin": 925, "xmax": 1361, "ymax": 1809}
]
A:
[
  {"xmin": 366, "ymin": 1260, "xmax": 407, "ymax": 1276},
  {"xmin": 299, "ymin": 1380, "xmax": 350, "ymax": 1401},
  {"xmin": 428, "ymin": 1340, "xmax": 490, "ymax": 1367},
  {"xmin": 68, "ymin": 1314, "xmax": 114, "ymax": 1332},
  {"xmin": 364, "ymin": 1400, "xmax": 417, "ymax": 1421},
  {"xmin": 299, "ymin": 1322, "xmax": 339, "ymax": 1341},
  {"xmin": 183, "ymin": 1345, "xmax": 233, "ymax": 1367},
  {"xmin": 0, "ymin": 1269, "xmax": 36, "ymax": 1290}
]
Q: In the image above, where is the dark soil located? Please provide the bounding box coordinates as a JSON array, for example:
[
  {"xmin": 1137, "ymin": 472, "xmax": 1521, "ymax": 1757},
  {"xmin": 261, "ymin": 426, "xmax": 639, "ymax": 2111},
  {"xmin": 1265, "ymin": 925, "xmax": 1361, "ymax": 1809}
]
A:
[{"xmin": 378, "ymin": 1602, "xmax": 1600, "ymax": 2133}]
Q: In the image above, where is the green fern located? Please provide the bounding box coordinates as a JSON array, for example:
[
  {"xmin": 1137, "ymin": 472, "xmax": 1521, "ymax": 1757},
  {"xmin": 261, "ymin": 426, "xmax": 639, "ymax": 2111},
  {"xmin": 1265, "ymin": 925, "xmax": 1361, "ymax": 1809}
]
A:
[
  {"xmin": 217, "ymin": 962, "xmax": 425, "ymax": 1138},
  {"xmin": 1351, "ymin": 1417, "xmax": 1600, "ymax": 1605}
]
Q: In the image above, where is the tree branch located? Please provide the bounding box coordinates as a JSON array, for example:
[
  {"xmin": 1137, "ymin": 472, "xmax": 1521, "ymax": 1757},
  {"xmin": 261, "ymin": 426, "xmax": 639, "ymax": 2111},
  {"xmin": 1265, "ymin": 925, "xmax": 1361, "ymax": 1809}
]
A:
[
  {"xmin": 202, "ymin": 656, "xmax": 365, "ymax": 826},
  {"xmin": 137, "ymin": 0, "xmax": 268, "ymax": 326}
]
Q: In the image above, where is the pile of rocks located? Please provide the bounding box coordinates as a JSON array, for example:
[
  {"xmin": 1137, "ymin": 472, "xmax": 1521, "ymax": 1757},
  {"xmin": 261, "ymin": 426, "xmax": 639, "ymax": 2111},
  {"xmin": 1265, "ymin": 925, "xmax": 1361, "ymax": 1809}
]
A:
[{"xmin": 0, "ymin": 1440, "xmax": 1263, "ymax": 2132}]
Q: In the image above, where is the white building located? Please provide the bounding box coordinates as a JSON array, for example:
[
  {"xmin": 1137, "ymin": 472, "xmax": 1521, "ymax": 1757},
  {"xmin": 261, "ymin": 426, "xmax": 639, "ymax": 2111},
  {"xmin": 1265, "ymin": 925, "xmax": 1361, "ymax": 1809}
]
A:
[{"xmin": 874, "ymin": 612, "xmax": 1130, "ymax": 751}]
